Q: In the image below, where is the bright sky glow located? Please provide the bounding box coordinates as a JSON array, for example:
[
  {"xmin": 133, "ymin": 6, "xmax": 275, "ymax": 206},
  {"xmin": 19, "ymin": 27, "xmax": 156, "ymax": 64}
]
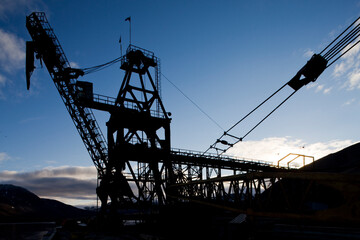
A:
[{"xmin": 1, "ymin": 0, "xmax": 360, "ymax": 206}]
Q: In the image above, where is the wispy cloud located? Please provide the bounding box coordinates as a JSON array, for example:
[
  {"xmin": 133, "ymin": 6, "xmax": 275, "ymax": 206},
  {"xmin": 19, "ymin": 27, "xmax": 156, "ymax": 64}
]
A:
[
  {"xmin": 18, "ymin": 116, "xmax": 45, "ymax": 124},
  {"xmin": 343, "ymin": 98, "xmax": 356, "ymax": 106},
  {"xmin": 303, "ymin": 49, "xmax": 315, "ymax": 58},
  {"xmin": 307, "ymin": 83, "xmax": 332, "ymax": 94},
  {"xmin": 0, "ymin": 29, "xmax": 25, "ymax": 72},
  {"xmin": 0, "ymin": 74, "xmax": 5, "ymax": 85},
  {"xmin": 0, "ymin": 0, "xmax": 27, "ymax": 17},
  {"xmin": 333, "ymin": 61, "xmax": 348, "ymax": 77},
  {"xmin": 0, "ymin": 29, "xmax": 25, "ymax": 100},
  {"xmin": 69, "ymin": 61, "xmax": 80, "ymax": 69},
  {"xmin": 315, "ymin": 84, "xmax": 324, "ymax": 92},
  {"xmin": 0, "ymin": 0, "xmax": 46, "ymax": 20},
  {"xmin": 0, "ymin": 152, "xmax": 11, "ymax": 163},
  {"xmin": 0, "ymin": 74, "xmax": 6, "ymax": 99},
  {"xmin": 227, "ymin": 137, "xmax": 356, "ymax": 165},
  {"xmin": 0, "ymin": 166, "xmax": 98, "ymax": 206},
  {"xmin": 332, "ymin": 39, "xmax": 360, "ymax": 90},
  {"xmin": 0, "ymin": 28, "xmax": 42, "ymax": 100},
  {"xmin": 347, "ymin": 69, "xmax": 360, "ymax": 90},
  {"xmin": 323, "ymin": 87, "xmax": 332, "ymax": 94},
  {"xmin": 0, "ymin": 0, "xmax": 48, "ymax": 99}
]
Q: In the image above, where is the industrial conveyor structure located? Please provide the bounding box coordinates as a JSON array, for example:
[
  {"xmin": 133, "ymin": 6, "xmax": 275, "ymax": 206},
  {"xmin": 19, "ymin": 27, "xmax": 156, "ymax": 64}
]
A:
[
  {"xmin": 26, "ymin": 12, "xmax": 360, "ymax": 225},
  {"xmin": 26, "ymin": 12, "xmax": 283, "ymax": 210}
]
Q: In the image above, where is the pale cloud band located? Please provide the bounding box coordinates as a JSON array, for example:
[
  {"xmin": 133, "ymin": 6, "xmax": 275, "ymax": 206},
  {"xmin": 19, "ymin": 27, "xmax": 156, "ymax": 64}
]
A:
[
  {"xmin": 227, "ymin": 136, "xmax": 356, "ymax": 165},
  {"xmin": 0, "ymin": 28, "xmax": 25, "ymax": 73},
  {"xmin": 0, "ymin": 28, "xmax": 26, "ymax": 99},
  {"xmin": 0, "ymin": 137, "xmax": 356, "ymax": 206},
  {"xmin": 332, "ymin": 39, "xmax": 360, "ymax": 90},
  {"xmin": 0, "ymin": 166, "xmax": 98, "ymax": 207},
  {"xmin": 0, "ymin": 152, "xmax": 11, "ymax": 163}
]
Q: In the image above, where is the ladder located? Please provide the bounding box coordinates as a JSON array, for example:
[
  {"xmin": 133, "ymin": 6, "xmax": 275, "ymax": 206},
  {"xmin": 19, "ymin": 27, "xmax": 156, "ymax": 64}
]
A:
[{"xmin": 26, "ymin": 12, "xmax": 108, "ymax": 177}]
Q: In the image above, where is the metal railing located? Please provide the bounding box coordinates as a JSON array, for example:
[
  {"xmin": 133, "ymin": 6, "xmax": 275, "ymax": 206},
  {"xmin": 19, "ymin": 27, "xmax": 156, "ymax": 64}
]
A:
[
  {"xmin": 171, "ymin": 148, "xmax": 275, "ymax": 167},
  {"xmin": 92, "ymin": 93, "xmax": 166, "ymax": 118}
]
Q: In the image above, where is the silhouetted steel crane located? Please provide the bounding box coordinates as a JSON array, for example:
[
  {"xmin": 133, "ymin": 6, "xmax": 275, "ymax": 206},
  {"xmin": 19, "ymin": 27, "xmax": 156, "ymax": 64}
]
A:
[
  {"xmin": 26, "ymin": 12, "xmax": 360, "ymax": 225},
  {"xmin": 25, "ymin": 12, "xmax": 132, "ymax": 209},
  {"xmin": 26, "ymin": 12, "xmax": 282, "ymax": 211}
]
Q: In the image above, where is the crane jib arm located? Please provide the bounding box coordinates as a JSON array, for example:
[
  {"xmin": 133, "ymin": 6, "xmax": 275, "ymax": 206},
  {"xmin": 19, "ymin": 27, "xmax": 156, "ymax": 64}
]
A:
[{"xmin": 26, "ymin": 12, "xmax": 108, "ymax": 177}]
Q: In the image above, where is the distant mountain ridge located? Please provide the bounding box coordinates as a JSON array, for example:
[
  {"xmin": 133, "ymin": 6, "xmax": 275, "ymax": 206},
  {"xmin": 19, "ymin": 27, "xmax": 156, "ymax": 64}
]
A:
[
  {"xmin": 258, "ymin": 142, "xmax": 360, "ymax": 223},
  {"xmin": 302, "ymin": 141, "xmax": 360, "ymax": 173},
  {"xmin": 0, "ymin": 184, "xmax": 91, "ymax": 222}
]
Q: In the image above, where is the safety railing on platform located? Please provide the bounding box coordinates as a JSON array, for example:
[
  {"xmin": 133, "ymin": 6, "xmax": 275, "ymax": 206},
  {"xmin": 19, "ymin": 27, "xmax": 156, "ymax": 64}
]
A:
[
  {"xmin": 170, "ymin": 148, "xmax": 275, "ymax": 167},
  {"xmin": 92, "ymin": 93, "xmax": 116, "ymax": 105},
  {"xmin": 92, "ymin": 93, "xmax": 166, "ymax": 118}
]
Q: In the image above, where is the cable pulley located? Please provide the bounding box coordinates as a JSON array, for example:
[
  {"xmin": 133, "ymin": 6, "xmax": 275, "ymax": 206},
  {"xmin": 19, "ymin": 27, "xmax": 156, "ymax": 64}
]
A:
[
  {"xmin": 204, "ymin": 16, "xmax": 360, "ymax": 156},
  {"xmin": 63, "ymin": 15, "xmax": 360, "ymax": 158}
]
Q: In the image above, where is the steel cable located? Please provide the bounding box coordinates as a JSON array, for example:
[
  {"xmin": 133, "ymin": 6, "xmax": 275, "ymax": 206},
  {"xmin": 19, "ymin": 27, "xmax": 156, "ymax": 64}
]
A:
[
  {"xmin": 320, "ymin": 16, "xmax": 360, "ymax": 55},
  {"xmin": 202, "ymin": 83, "xmax": 290, "ymax": 155},
  {"xmin": 226, "ymin": 82, "xmax": 288, "ymax": 134},
  {"xmin": 327, "ymin": 38, "xmax": 360, "ymax": 68},
  {"xmin": 162, "ymin": 73, "xmax": 225, "ymax": 131},
  {"xmin": 219, "ymin": 90, "xmax": 297, "ymax": 155},
  {"xmin": 204, "ymin": 16, "xmax": 360, "ymax": 156},
  {"xmin": 323, "ymin": 24, "xmax": 360, "ymax": 61},
  {"xmin": 81, "ymin": 56, "xmax": 123, "ymax": 75},
  {"xmin": 73, "ymin": 16, "xmax": 360, "ymax": 157}
]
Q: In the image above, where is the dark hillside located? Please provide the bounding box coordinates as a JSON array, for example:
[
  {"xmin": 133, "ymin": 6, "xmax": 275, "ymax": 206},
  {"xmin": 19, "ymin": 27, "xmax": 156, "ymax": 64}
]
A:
[
  {"xmin": 301, "ymin": 142, "xmax": 360, "ymax": 173},
  {"xmin": 0, "ymin": 184, "xmax": 91, "ymax": 222},
  {"xmin": 258, "ymin": 142, "xmax": 360, "ymax": 224}
]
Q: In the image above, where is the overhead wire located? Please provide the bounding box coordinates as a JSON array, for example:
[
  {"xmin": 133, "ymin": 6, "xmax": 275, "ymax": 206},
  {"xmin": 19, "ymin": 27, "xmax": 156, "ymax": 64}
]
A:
[
  {"xmin": 73, "ymin": 16, "xmax": 360, "ymax": 157},
  {"xmin": 327, "ymin": 38, "xmax": 360, "ymax": 68},
  {"xmin": 226, "ymin": 82, "xmax": 288, "ymax": 134},
  {"xmin": 202, "ymin": 84, "xmax": 295, "ymax": 156},
  {"xmin": 81, "ymin": 56, "xmax": 123, "ymax": 75},
  {"xmin": 217, "ymin": 90, "xmax": 298, "ymax": 155},
  {"xmin": 162, "ymin": 73, "xmax": 225, "ymax": 131},
  {"xmin": 202, "ymin": 82, "xmax": 289, "ymax": 155},
  {"xmin": 319, "ymin": 16, "xmax": 360, "ymax": 56},
  {"xmin": 80, "ymin": 56, "xmax": 226, "ymax": 132},
  {"xmin": 324, "ymin": 23, "xmax": 360, "ymax": 62},
  {"xmin": 204, "ymin": 15, "xmax": 360, "ymax": 156}
]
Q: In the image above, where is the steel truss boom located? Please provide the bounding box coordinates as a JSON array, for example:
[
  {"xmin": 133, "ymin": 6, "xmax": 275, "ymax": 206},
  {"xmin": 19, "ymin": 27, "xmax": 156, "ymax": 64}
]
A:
[
  {"xmin": 26, "ymin": 12, "xmax": 108, "ymax": 177},
  {"xmin": 26, "ymin": 12, "xmax": 283, "ymax": 211},
  {"xmin": 31, "ymin": 12, "xmax": 360, "ymax": 219}
]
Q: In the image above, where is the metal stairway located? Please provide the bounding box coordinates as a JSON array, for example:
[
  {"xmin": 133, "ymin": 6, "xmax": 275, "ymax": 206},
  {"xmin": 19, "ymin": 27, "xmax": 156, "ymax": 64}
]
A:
[{"xmin": 26, "ymin": 12, "xmax": 108, "ymax": 177}]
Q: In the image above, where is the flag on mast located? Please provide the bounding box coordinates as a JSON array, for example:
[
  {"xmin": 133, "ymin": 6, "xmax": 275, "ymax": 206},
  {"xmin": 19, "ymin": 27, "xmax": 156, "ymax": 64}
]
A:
[{"xmin": 125, "ymin": 17, "xmax": 131, "ymax": 45}]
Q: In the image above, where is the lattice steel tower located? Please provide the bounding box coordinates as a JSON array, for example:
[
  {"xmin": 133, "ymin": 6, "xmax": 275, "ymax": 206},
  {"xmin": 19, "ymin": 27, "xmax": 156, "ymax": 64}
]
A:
[{"xmin": 97, "ymin": 45, "xmax": 174, "ymax": 208}]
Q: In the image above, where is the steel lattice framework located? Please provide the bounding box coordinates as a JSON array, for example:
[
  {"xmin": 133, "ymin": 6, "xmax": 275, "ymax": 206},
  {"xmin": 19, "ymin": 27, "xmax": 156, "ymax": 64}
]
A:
[
  {"xmin": 26, "ymin": 12, "xmax": 109, "ymax": 176},
  {"xmin": 26, "ymin": 12, "xmax": 283, "ymax": 211},
  {"xmin": 26, "ymin": 12, "xmax": 360, "ymax": 225}
]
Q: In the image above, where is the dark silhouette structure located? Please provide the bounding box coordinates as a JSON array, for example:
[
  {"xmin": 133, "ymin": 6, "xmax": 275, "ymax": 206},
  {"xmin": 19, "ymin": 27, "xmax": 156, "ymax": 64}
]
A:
[
  {"xmin": 26, "ymin": 12, "xmax": 360, "ymax": 235},
  {"xmin": 26, "ymin": 12, "xmax": 283, "ymax": 211}
]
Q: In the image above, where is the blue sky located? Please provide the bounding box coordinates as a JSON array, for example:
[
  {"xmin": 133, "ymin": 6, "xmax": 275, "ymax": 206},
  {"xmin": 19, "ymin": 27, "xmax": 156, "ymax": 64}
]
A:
[{"xmin": 1, "ymin": 0, "xmax": 360, "ymax": 205}]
